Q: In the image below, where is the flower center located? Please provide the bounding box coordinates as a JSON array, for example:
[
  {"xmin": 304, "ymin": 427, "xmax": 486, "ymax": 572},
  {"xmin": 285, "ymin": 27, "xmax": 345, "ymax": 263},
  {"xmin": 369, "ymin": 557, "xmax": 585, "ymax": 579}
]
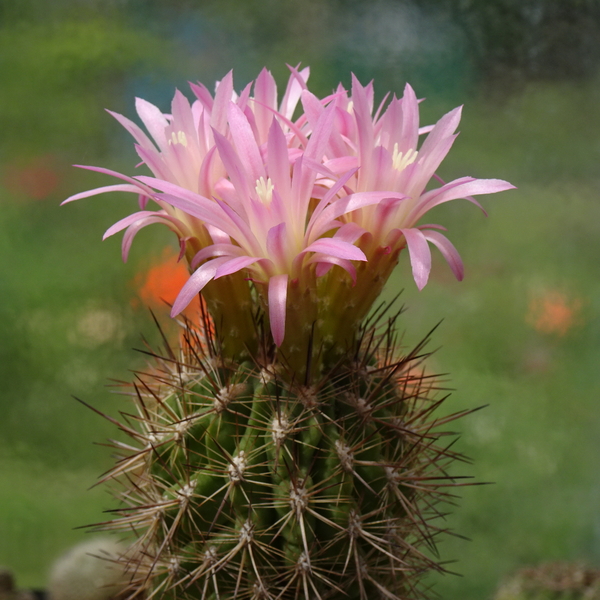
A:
[
  {"xmin": 391, "ymin": 144, "xmax": 417, "ymax": 172},
  {"xmin": 169, "ymin": 131, "xmax": 188, "ymax": 147},
  {"xmin": 255, "ymin": 176, "xmax": 274, "ymax": 206}
]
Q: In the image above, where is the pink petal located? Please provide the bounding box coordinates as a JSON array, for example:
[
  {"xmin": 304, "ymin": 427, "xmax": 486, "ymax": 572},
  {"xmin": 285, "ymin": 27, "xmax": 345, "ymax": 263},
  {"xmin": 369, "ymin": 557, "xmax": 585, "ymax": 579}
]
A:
[
  {"xmin": 171, "ymin": 89, "xmax": 196, "ymax": 143},
  {"xmin": 323, "ymin": 156, "xmax": 359, "ymax": 175},
  {"xmin": 312, "ymin": 256, "xmax": 357, "ymax": 283},
  {"xmin": 290, "ymin": 156, "xmax": 317, "ymax": 227},
  {"xmin": 189, "ymin": 81, "xmax": 214, "ymax": 111},
  {"xmin": 351, "ymin": 74, "xmax": 376, "ymax": 188},
  {"xmin": 135, "ymin": 179, "xmax": 238, "ymax": 234},
  {"xmin": 302, "ymin": 166, "xmax": 359, "ymax": 236},
  {"xmin": 205, "ymin": 223, "xmax": 230, "ymax": 245},
  {"xmin": 67, "ymin": 165, "xmax": 156, "ymax": 196},
  {"xmin": 214, "ymin": 255, "xmax": 262, "ymax": 279},
  {"xmin": 309, "ymin": 191, "xmax": 405, "ymax": 239},
  {"xmin": 212, "ymin": 129, "xmax": 252, "ymax": 202},
  {"xmin": 268, "ymin": 274, "xmax": 288, "ymax": 347},
  {"xmin": 213, "ymin": 197, "xmax": 262, "ymax": 256},
  {"xmin": 266, "ymin": 222, "xmax": 287, "ymax": 266},
  {"xmin": 253, "ymin": 68, "xmax": 278, "ymax": 140},
  {"xmin": 300, "ymin": 90, "xmax": 324, "ymax": 134},
  {"xmin": 412, "ymin": 177, "xmax": 515, "ymax": 223},
  {"xmin": 171, "ymin": 256, "xmax": 230, "ymax": 317},
  {"xmin": 103, "ymin": 210, "xmax": 178, "ymax": 239},
  {"xmin": 409, "ymin": 134, "xmax": 458, "ymax": 195},
  {"xmin": 211, "ymin": 71, "xmax": 234, "ymax": 133},
  {"xmin": 418, "ymin": 105, "xmax": 462, "ymax": 159},
  {"xmin": 135, "ymin": 97, "xmax": 169, "ymax": 150},
  {"xmin": 401, "ymin": 228, "xmax": 432, "ymax": 290},
  {"xmin": 121, "ymin": 216, "xmax": 179, "ymax": 262},
  {"xmin": 400, "ymin": 83, "xmax": 420, "ymax": 151},
  {"xmin": 107, "ymin": 109, "xmax": 156, "ymax": 152},
  {"xmin": 422, "ymin": 229, "xmax": 464, "ymax": 281},
  {"xmin": 372, "ymin": 196, "xmax": 405, "ymax": 238},
  {"xmin": 280, "ymin": 64, "xmax": 310, "ymax": 119},
  {"xmin": 303, "ymin": 101, "xmax": 335, "ymax": 162},
  {"xmin": 267, "ymin": 119, "xmax": 292, "ymax": 199},
  {"xmin": 63, "ymin": 183, "xmax": 148, "ymax": 204},
  {"xmin": 303, "ymin": 238, "xmax": 366, "ymax": 262},
  {"xmin": 334, "ymin": 222, "xmax": 367, "ymax": 244},
  {"xmin": 198, "ymin": 145, "xmax": 221, "ymax": 198},
  {"xmin": 227, "ymin": 102, "xmax": 265, "ymax": 184},
  {"xmin": 134, "ymin": 144, "xmax": 174, "ymax": 182},
  {"xmin": 250, "ymin": 101, "xmax": 309, "ymax": 148},
  {"xmin": 237, "ymin": 81, "xmax": 253, "ymax": 110},
  {"xmin": 190, "ymin": 243, "xmax": 244, "ymax": 269}
]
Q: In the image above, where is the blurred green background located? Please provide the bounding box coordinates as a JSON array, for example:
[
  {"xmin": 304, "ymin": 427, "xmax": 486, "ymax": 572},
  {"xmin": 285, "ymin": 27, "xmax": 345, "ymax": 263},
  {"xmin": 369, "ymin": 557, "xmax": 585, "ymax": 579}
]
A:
[{"xmin": 1, "ymin": 0, "xmax": 600, "ymax": 598}]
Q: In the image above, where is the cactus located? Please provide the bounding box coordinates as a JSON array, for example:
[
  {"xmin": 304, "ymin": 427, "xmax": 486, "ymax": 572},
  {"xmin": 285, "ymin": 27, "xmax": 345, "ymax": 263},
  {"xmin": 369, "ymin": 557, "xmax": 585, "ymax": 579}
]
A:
[
  {"xmin": 48, "ymin": 537, "xmax": 129, "ymax": 600},
  {"xmin": 87, "ymin": 307, "xmax": 471, "ymax": 599},
  {"xmin": 65, "ymin": 66, "xmax": 513, "ymax": 598},
  {"xmin": 493, "ymin": 563, "xmax": 600, "ymax": 600}
]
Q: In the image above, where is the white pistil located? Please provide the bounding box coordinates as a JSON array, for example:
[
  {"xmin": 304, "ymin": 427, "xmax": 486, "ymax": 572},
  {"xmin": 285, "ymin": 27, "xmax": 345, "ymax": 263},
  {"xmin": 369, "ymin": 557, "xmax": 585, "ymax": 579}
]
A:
[
  {"xmin": 255, "ymin": 176, "xmax": 274, "ymax": 206},
  {"xmin": 391, "ymin": 144, "xmax": 417, "ymax": 172}
]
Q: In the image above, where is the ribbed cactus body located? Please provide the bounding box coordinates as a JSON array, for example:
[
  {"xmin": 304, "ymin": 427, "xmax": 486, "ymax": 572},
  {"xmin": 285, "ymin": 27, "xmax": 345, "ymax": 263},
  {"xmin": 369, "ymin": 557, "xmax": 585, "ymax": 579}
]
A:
[{"xmin": 100, "ymin": 315, "xmax": 464, "ymax": 600}]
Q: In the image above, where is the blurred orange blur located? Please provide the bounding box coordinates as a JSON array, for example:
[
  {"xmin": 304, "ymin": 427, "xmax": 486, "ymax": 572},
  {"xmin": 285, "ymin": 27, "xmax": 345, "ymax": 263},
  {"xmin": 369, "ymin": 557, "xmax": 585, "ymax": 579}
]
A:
[
  {"xmin": 131, "ymin": 247, "xmax": 200, "ymax": 317},
  {"xmin": 526, "ymin": 290, "xmax": 583, "ymax": 337}
]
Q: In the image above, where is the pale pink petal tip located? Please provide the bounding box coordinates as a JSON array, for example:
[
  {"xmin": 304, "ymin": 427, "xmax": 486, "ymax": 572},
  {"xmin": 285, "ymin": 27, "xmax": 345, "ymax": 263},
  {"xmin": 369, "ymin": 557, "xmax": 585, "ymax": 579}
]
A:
[
  {"xmin": 401, "ymin": 228, "xmax": 432, "ymax": 291},
  {"xmin": 170, "ymin": 258, "xmax": 228, "ymax": 317},
  {"xmin": 423, "ymin": 230, "xmax": 465, "ymax": 281}
]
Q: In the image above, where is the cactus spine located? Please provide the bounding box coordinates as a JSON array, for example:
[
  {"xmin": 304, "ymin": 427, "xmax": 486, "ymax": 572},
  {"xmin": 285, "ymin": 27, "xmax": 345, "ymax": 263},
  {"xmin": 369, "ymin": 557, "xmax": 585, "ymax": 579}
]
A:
[{"xmin": 93, "ymin": 307, "xmax": 468, "ymax": 600}]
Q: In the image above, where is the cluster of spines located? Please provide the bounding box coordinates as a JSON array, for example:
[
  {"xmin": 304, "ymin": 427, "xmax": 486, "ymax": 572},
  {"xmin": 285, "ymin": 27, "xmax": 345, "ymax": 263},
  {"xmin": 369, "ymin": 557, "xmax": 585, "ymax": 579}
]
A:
[{"xmin": 89, "ymin": 309, "xmax": 472, "ymax": 600}]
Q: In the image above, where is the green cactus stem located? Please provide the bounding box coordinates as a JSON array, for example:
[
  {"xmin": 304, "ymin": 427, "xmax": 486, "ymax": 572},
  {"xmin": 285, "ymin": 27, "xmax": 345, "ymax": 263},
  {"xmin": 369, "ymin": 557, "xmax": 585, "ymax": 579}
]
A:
[{"xmin": 86, "ymin": 303, "xmax": 473, "ymax": 600}]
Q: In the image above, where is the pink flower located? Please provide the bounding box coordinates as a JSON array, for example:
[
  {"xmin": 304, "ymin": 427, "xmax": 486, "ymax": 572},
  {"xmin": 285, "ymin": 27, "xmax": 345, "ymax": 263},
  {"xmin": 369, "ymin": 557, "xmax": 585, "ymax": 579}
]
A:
[
  {"xmin": 313, "ymin": 76, "xmax": 515, "ymax": 290},
  {"xmin": 64, "ymin": 66, "xmax": 514, "ymax": 353},
  {"xmin": 64, "ymin": 67, "xmax": 311, "ymax": 262},
  {"xmin": 144, "ymin": 104, "xmax": 402, "ymax": 346}
]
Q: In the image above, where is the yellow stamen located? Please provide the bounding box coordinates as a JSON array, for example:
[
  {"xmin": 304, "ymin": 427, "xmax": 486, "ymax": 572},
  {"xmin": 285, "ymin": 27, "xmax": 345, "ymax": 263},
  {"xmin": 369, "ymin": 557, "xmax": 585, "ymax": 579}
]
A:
[
  {"xmin": 255, "ymin": 176, "xmax": 274, "ymax": 206},
  {"xmin": 391, "ymin": 144, "xmax": 417, "ymax": 172},
  {"xmin": 168, "ymin": 131, "xmax": 188, "ymax": 147}
]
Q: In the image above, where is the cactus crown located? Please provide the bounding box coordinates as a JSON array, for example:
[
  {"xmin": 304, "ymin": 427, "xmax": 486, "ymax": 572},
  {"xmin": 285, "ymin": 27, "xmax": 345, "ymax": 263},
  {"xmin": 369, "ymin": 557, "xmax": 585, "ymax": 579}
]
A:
[{"xmin": 64, "ymin": 65, "xmax": 514, "ymax": 599}]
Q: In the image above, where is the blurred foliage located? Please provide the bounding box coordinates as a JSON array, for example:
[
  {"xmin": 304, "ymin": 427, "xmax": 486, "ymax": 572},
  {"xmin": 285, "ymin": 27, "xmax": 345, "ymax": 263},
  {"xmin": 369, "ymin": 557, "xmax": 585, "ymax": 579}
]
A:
[
  {"xmin": 420, "ymin": 0, "xmax": 600, "ymax": 86},
  {"xmin": 0, "ymin": 5, "xmax": 174, "ymax": 158},
  {"xmin": 492, "ymin": 562, "xmax": 600, "ymax": 600}
]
